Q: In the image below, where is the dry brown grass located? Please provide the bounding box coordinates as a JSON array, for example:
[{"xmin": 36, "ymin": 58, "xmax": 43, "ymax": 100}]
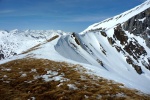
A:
[
  {"xmin": 0, "ymin": 58, "xmax": 150, "ymax": 100},
  {"xmin": 46, "ymin": 35, "xmax": 59, "ymax": 42}
]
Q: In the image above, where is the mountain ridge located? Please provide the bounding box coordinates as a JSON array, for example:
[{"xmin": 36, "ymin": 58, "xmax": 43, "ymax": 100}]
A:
[
  {"xmin": 55, "ymin": 0, "xmax": 150, "ymax": 93},
  {"xmin": 0, "ymin": 0, "xmax": 150, "ymax": 96}
]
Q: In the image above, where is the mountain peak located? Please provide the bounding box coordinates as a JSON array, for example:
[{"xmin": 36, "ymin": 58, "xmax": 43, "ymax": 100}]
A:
[{"xmin": 80, "ymin": 0, "xmax": 150, "ymax": 35}]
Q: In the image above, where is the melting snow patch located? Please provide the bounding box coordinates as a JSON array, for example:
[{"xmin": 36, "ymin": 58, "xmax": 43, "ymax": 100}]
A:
[
  {"xmin": 67, "ymin": 84, "xmax": 78, "ymax": 90},
  {"xmin": 3, "ymin": 75, "xmax": 7, "ymax": 78},
  {"xmin": 20, "ymin": 73, "xmax": 27, "ymax": 77},
  {"xmin": 30, "ymin": 69, "xmax": 37, "ymax": 72},
  {"xmin": 116, "ymin": 93, "xmax": 126, "ymax": 97},
  {"xmin": 97, "ymin": 95, "xmax": 102, "ymax": 99},
  {"xmin": 28, "ymin": 97, "xmax": 36, "ymax": 100},
  {"xmin": 1, "ymin": 68, "xmax": 11, "ymax": 71},
  {"xmin": 80, "ymin": 75, "xmax": 87, "ymax": 80},
  {"xmin": 33, "ymin": 75, "xmax": 41, "ymax": 80},
  {"xmin": 84, "ymin": 95, "xmax": 89, "ymax": 99},
  {"xmin": 41, "ymin": 70, "xmax": 69, "ymax": 82},
  {"xmin": 46, "ymin": 70, "xmax": 58, "ymax": 75},
  {"xmin": 57, "ymin": 83, "xmax": 63, "ymax": 87},
  {"xmin": 3, "ymin": 81, "xmax": 10, "ymax": 83}
]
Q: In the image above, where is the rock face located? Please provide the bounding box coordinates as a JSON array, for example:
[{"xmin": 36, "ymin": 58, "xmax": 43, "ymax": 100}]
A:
[
  {"xmin": 112, "ymin": 24, "xmax": 147, "ymax": 74},
  {"xmin": 0, "ymin": 54, "xmax": 4, "ymax": 60},
  {"xmin": 114, "ymin": 24, "xmax": 128, "ymax": 45},
  {"xmin": 123, "ymin": 8, "xmax": 150, "ymax": 48},
  {"xmin": 120, "ymin": 7, "xmax": 150, "ymax": 72}
]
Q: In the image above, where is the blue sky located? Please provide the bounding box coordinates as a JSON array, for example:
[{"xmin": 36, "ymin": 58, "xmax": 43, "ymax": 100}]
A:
[{"xmin": 0, "ymin": 0, "xmax": 146, "ymax": 32}]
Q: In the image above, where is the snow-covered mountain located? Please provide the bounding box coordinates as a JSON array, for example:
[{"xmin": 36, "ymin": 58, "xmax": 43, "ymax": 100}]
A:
[
  {"xmin": 56, "ymin": 0, "xmax": 150, "ymax": 73},
  {"xmin": 55, "ymin": 0, "xmax": 150, "ymax": 93},
  {"xmin": 0, "ymin": 0, "xmax": 150, "ymax": 95},
  {"xmin": 0, "ymin": 29, "xmax": 68, "ymax": 59}
]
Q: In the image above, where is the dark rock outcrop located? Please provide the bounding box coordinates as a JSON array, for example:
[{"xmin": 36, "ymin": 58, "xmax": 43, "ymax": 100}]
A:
[
  {"xmin": 126, "ymin": 56, "xmax": 143, "ymax": 74},
  {"xmin": 112, "ymin": 24, "xmax": 148, "ymax": 73},
  {"xmin": 124, "ymin": 41, "xmax": 147, "ymax": 60},
  {"xmin": 71, "ymin": 32, "xmax": 80, "ymax": 45},
  {"xmin": 100, "ymin": 31, "xmax": 107, "ymax": 37},
  {"xmin": 113, "ymin": 24, "xmax": 128, "ymax": 45},
  {"xmin": 123, "ymin": 8, "xmax": 150, "ymax": 48},
  {"xmin": 0, "ymin": 54, "xmax": 4, "ymax": 60},
  {"xmin": 107, "ymin": 37, "xmax": 115, "ymax": 46}
]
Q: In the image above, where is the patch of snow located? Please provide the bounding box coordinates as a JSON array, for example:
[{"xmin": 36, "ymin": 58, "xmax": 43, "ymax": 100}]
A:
[
  {"xmin": 46, "ymin": 70, "xmax": 58, "ymax": 76},
  {"xmin": 57, "ymin": 83, "xmax": 63, "ymax": 87},
  {"xmin": 3, "ymin": 75, "xmax": 7, "ymax": 78},
  {"xmin": 67, "ymin": 84, "xmax": 78, "ymax": 90},
  {"xmin": 1, "ymin": 68, "xmax": 11, "ymax": 71},
  {"xmin": 3, "ymin": 81, "xmax": 10, "ymax": 83},
  {"xmin": 80, "ymin": 75, "xmax": 87, "ymax": 80},
  {"xmin": 138, "ymin": 17, "xmax": 146, "ymax": 22},
  {"xmin": 20, "ymin": 73, "xmax": 27, "ymax": 77},
  {"xmin": 33, "ymin": 75, "xmax": 41, "ymax": 80},
  {"xmin": 97, "ymin": 95, "xmax": 102, "ymax": 99},
  {"xmin": 31, "ymin": 69, "xmax": 37, "ymax": 72},
  {"xmin": 84, "ymin": 95, "xmax": 89, "ymax": 99},
  {"xmin": 28, "ymin": 97, "xmax": 36, "ymax": 100},
  {"xmin": 116, "ymin": 93, "xmax": 126, "ymax": 97},
  {"xmin": 40, "ymin": 70, "xmax": 69, "ymax": 82}
]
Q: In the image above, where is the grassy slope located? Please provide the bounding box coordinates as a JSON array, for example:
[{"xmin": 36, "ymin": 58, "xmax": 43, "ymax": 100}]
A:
[{"xmin": 0, "ymin": 58, "xmax": 150, "ymax": 100}]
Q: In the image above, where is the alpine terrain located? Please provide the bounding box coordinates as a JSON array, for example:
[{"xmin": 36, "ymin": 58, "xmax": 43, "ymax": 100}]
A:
[{"xmin": 0, "ymin": 0, "xmax": 150, "ymax": 99}]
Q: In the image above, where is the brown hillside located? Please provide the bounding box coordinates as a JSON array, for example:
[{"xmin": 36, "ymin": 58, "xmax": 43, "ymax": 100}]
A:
[{"xmin": 0, "ymin": 58, "xmax": 149, "ymax": 100}]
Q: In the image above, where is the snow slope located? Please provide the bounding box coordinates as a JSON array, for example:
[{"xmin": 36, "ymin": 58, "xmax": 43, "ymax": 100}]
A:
[
  {"xmin": 0, "ymin": 29, "xmax": 68, "ymax": 59},
  {"xmin": 55, "ymin": 31, "xmax": 150, "ymax": 94},
  {"xmin": 55, "ymin": 0, "xmax": 150, "ymax": 93}
]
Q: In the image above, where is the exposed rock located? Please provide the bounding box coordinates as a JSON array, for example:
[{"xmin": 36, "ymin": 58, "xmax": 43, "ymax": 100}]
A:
[
  {"xmin": 113, "ymin": 24, "xmax": 128, "ymax": 45},
  {"xmin": 126, "ymin": 56, "xmax": 133, "ymax": 64},
  {"xmin": 0, "ymin": 54, "xmax": 4, "ymax": 60},
  {"xmin": 115, "ymin": 46, "xmax": 122, "ymax": 52},
  {"xmin": 124, "ymin": 41, "xmax": 147, "ymax": 60},
  {"xmin": 114, "ymin": 23, "xmax": 149, "ymax": 73},
  {"xmin": 133, "ymin": 64, "xmax": 142, "ymax": 74},
  {"xmin": 96, "ymin": 59, "xmax": 104, "ymax": 67},
  {"xmin": 99, "ymin": 43, "xmax": 106, "ymax": 55},
  {"xmin": 123, "ymin": 8, "xmax": 150, "ymax": 48},
  {"xmin": 85, "ymin": 44, "xmax": 93, "ymax": 54},
  {"xmin": 107, "ymin": 37, "xmax": 115, "ymax": 46},
  {"xmin": 100, "ymin": 31, "xmax": 107, "ymax": 37},
  {"xmin": 126, "ymin": 56, "xmax": 142, "ymax": 74},
  {"xmin": 148, "ymin": 57, "xmax": 150, "ymax": 63},
  {"xmin": 71, "ymin": 32, "xmax": 80, "ymax": 45}
]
